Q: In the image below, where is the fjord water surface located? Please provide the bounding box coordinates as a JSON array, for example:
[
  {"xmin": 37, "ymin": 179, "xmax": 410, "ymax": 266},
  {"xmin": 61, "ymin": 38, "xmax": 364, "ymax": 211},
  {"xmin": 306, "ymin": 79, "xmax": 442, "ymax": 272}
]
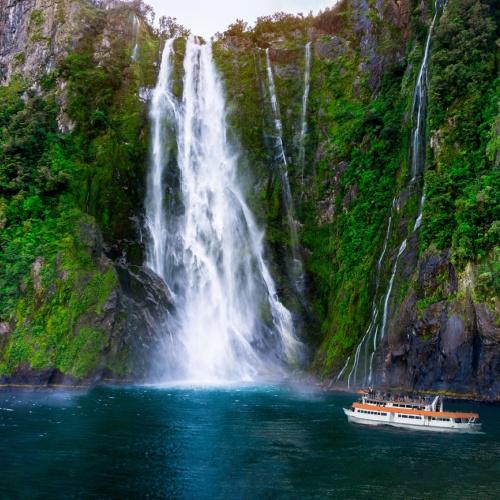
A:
[{"xmin": 1, "ymin": 386, "xmax": 498, "ymax": 498}]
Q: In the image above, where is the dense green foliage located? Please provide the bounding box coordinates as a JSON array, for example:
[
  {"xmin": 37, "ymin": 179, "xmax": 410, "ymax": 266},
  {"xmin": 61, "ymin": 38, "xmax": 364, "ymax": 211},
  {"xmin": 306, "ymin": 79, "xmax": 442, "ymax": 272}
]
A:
[
  {"xmin": 0, "ymin": 215, "xmax": 117, "ymax": 378},
  {"xmin": 59, "ymin": 7, "xmax": 159, "ymax": 246},
  {"xmin": 0, "ymin": 79, "xmax": 76, "ymax": 316},
  {"xmin": 423, "ymin": 0, "xmax": 499, "ymax": 267},
  {"xmin": 305, "ymin": 58, "xmax": 412, "ymax": 366},
  {"xmin": 215, "ymin": 0, "xmax": 499, "ymax": 376},
  {"xmin": 0, "ymin": 0, "xmax": 497, "ymax": 383},
  {"xmin": 0, "ymin": 78, "xmax": 116, "ymax": 378},
  {"xmin": 0, "ymin": 3, "xmax": 159, "ymax": 379}
]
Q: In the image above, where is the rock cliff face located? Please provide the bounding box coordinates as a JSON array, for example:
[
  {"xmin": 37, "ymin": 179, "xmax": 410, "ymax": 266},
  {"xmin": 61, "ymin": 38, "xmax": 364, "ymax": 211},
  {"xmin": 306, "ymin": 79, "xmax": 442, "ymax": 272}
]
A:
[
  {"xmin": 0, "ymin": 0, "xmax": 85, "ymax": 83},
  {"xmin": 0, "ymin": 0, "xmax": 167, "ymax": 385},
  {"xmin": 0, "ymin": 0, "xmax": 497, "ymax": 396},
  {"xmin": 213, "ymin": 0, "xmax": 499, "ymax": 399},
  {"xmin": 0, "ymin": 216, "xmax": 172, "ymax": 386},
  {"xmin": 380, "ymin": 253, "xmax": 499, "ymax": 399}
]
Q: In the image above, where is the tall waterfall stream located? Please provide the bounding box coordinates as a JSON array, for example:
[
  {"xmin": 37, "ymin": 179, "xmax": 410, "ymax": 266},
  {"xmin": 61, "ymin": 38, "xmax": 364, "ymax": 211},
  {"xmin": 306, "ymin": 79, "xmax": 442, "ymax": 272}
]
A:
[
  {"xmin": 343, "ymin": 0, "xmax": 445, "ymax": 388},
  {"xmin": 264, "ymin": 48, "xmax": 305, "ymax": 297},
  {"xmin": 145, "ymin": 38, "xmax": 302, "ymax": 384},
  {"xmin": 298, "ymin": 42, "xmax": 312, "ymax": 184}
]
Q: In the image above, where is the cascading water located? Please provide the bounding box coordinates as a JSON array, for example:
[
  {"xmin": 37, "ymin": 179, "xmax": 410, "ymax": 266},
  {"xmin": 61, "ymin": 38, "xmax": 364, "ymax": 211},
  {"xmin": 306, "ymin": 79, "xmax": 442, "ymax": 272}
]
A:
[
  {"xmin": 345, "ymin": 198, "xmax": 396, "ymax": 387},
  {"xmin": 145, "ymin": 38, "xmax": 177, "ymax": 282},
  {"xmin": 144, "ymin": 38, "xmax": 302, "ymax": 384},
  {"xmin": 131, "ymin": 15, "xmax": 140, "ymax": 61},
  {"xmin": 298, "ymin": 42, "xmax": 312, "ymax": 183},
  {"xmin": 343, "ymin": 0, "xmax": 445, "ymax": 388},
  {"xmin": 410, "ymin": 3, "xmax": 440, "ymax": 181},
  {"xmin": 264, "ymin": 48, "xmax": 305, "ymax": 295},
  {"xmin": 410, "ymin": 0, "xmax": 445, "ymax": 231}
]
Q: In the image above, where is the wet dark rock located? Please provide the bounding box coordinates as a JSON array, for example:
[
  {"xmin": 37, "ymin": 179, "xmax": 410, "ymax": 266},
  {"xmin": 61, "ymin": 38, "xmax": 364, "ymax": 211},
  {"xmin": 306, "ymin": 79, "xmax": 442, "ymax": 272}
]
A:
[
  {"xmin": 86, "ymin": 262, "xmax": 174, "ymax": 382},
  {"xmin": 418, "ymin": 251, "xmax": 457, "ymax": 297},
  {"xmin": 1, "ymin": 214, "xmax": 173, "ymax": 386},
  {"xmin": 474, "ymin": 304, "xmax": 500, "ymax": 396},
  {"xmin": 0, "ymin": 366, "xmax": 80, "ymax": 387},
  {"xmin": 387, "ymin": 291, "xmax": 416, "ymax": 348},
  {"xmin": 314, "ymin": 36, "xmax": 349, "ymax": 60},
  {"xmin": 441, "ymin": 314, "xmax": 467, "ymax": 354},
  {"xmin": 115, "ymin": 263, "xmax": 173, "ymax": 379},
  {"xmin": 379, "ymin": 251, "xmax": 500, "ymax": 399}
]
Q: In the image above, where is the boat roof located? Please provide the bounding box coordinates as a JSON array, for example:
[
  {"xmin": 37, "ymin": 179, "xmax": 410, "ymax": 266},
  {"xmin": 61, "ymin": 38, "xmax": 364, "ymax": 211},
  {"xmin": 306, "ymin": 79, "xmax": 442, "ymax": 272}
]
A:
[{"xmin": 353, "ymin": 402, "xmax": 479, "ymax": 419}]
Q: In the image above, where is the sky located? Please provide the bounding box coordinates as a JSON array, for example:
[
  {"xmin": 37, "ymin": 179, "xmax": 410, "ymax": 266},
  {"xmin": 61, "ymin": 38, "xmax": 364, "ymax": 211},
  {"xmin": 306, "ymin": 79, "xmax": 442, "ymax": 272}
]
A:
[{"xmin": 146, "ymin": 0, "xmax": 336, "ymax": 38}]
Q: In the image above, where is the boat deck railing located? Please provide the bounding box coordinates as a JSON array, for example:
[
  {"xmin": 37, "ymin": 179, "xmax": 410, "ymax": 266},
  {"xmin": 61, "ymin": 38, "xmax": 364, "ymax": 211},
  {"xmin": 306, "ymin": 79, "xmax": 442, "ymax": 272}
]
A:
[{"xmin": 362, "ymin": 392, "xmax": 435, "ymax": 407}]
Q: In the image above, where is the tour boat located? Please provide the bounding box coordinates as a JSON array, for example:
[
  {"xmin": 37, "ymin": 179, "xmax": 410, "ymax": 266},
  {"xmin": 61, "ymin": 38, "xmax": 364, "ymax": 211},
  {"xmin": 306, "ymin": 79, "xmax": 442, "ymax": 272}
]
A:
[{"xmin": 343, "ymin": 391, "xmax": 481, "ymax": 433}]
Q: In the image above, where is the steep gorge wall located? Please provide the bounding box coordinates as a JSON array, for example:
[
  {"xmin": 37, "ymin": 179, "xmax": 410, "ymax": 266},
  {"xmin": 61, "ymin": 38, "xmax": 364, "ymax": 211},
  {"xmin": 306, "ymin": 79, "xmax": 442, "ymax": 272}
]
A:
[
  {"xmin": 0, "ymin": 0, "xmax": 172, "ymax": 384},
  {"xmin": 0, "ymin": 0, "xmax": 498, "ymax": 395},
  {"xmin": 214, "ymin": 0, "xmax": 499, "ymax": 398}
]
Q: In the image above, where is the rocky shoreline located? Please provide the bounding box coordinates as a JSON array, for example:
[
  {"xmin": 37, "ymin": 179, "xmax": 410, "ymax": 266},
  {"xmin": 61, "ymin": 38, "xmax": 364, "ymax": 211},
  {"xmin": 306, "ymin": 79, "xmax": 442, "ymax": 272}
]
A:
[
  {"xmin": 1, "ymin": 374, "xmax": 498, "ymax": 405},
  {"xmin": 322, "ymin": 382, "xmax": 499, "ymax": 404}
]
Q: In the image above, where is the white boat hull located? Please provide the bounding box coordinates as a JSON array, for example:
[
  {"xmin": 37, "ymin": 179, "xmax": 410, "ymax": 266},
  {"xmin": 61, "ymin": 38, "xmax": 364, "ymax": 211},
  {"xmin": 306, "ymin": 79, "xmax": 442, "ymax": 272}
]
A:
[{"xmin": 343, "ymin": 408, "xmax": 481, "ymax": 433}]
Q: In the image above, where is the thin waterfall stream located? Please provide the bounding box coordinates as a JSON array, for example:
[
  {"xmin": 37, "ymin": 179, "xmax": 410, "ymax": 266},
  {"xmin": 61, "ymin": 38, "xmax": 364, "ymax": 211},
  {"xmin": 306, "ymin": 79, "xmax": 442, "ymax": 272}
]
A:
[
  {"xmin": 298, "ymin": 42, "xmax": 312, "ymax": 184},
  {"xmin": 343, "ymin": 0, "xmax": 445, "ymax": 388},
  {"xmin": 144, "ymin": 38, "xmax": 302, "ymax": 384},
  {"xmin": 344, "ymin": 198, "xmax": 396, "ymax": 387},
  {"xmin": 264, "ymin": 48, "xmax": 305, "ymax": 296},
  {"xmin": 145, "ymin": 38, "xmax": 177, "ymax": 282},
  {"xmin": 131, "ymin": 15, "xmax": 140, "ymax": 61}
]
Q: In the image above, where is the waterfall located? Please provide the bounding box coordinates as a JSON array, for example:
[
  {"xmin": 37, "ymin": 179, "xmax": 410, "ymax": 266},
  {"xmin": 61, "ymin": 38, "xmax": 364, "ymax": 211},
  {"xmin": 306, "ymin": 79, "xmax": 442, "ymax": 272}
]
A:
[
  {"xmin": 144, "ymin": 38, "xmax": 302, "ymax": 384},
  {"xmin": 379, "ymin": 239, "xmax": 407, "ymax": 340},
  {"xmin": 413, "ymin": 194, "xmax": 426, "ymax": 231},
  {"xmin": 346, "ymin": 198, "xmax": 395, "ymax": 387},
  {"xmin": 131, "ymin": 15, "xmax": 140, "ymax": 61},
  {"xmin": 411, "ymin": 0, "xmax": 445, "ymax": 232},
  {"xmin": 368, "ymin": 0, "xmax": 441, "ymax": 356},
  {"xmin": 264, "ymin": 48, "xmax": 305, "ymax": 296},
  {"xmin": 336, "ymin": 356, "xmax": 350, "ymax": 382},
  {"xmin": 342, "ymin": 1, "xmax": 444, "ymax": 388},
  {"xmin": 298, "ymin": 42, "xmax": 312, "ymax": 183},
  {"xmin": 265, "ymin": 49, "xmax": 287, "ymax": 166},
  {"xmin": 410, "ymin": 1, "xmax": 441, "ymax": 181},
  {"xmin": 145, "ymin": 39, "xmax": 177, "ymax": 282}
]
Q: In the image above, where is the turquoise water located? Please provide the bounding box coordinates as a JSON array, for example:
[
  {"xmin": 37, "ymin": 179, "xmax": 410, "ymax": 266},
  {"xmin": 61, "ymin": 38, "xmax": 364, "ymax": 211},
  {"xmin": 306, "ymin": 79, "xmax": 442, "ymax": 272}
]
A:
[{"xmin": 0, "ymin": 385, "xmax": 499, "ymax": 499}]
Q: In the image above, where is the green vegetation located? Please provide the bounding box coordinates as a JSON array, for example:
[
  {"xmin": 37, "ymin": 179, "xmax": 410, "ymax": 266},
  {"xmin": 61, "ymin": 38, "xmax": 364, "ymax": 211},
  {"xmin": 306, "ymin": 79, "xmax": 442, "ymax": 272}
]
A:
[
  {"xmin": 214, "ymin": 0, "xmax": 499, "ymax": 377},
  {"xmin": 0, "ymin": 2, "xmax": 160, "ymax": 380},
  {"xmin": 0, "ymin": 216, "xmax": 116, "ymax": 378},
  {"xmin": 423, "ymin": 0, "xmax": 499, "ymax": 268},
  {"xmin": 0, "ymin": 76, "xmax": 115, "ymax": 377},
  {"xmin": 0, "ymin": 0, "xmax": 497, "ymax": 383},
  {"xmin": 59, "ymin": 7, "xmax": 159, "ymax": 243},
  {"xmin": 0, "ymin": 79, "xmax": 76, "ymax": 316}
]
